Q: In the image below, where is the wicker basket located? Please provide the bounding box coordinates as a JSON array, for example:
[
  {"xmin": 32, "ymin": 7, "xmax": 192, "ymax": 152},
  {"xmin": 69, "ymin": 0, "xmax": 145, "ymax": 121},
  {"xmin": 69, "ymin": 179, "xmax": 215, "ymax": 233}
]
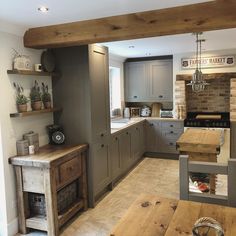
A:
[{"xmin": 28, "ymin": 180, "xmax": 79, "ymax": 217}]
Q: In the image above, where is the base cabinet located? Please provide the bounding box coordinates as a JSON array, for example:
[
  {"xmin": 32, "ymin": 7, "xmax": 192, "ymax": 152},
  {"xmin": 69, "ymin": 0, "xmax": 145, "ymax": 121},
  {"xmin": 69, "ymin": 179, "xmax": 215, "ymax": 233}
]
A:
[
  {"xmin": 120, "ymin": 130, "xmax": 132, "ymax": 171},
  {"xmin": 146, "ymin": 120, "xmax": 184, "ymax": 155}
]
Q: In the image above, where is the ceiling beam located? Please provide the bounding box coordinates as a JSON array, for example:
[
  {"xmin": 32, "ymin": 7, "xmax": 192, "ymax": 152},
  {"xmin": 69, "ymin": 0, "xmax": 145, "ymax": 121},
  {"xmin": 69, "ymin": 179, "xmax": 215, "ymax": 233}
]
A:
[{"xmin": 24, "ymin": 0, "xmax": 236, "ymax": 49}]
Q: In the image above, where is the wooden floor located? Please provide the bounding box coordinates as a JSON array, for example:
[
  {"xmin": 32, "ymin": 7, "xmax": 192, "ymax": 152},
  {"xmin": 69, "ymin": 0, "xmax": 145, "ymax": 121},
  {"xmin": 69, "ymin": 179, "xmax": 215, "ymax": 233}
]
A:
[{"xmin": 17, "ymin": 157, "xmax": 226, "ymax": 236}]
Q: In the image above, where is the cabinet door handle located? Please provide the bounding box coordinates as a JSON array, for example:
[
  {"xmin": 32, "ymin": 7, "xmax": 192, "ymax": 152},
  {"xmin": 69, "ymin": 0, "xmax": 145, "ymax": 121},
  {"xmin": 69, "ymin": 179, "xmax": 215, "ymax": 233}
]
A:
[
  {"xmin": 159, "ymin": 95, "xmax": 163, "ymax": 98},
  {"xmin": 126, "ymin": 132, "xmax": 129, "ymax": 135},
  {"xmin": 136, "ymin": 127, "xmax": 139, "ymax": 130},
  {"xmin": 169, "ymin": 142, "xmax": 174, "ymax": 146},
  {"xmin": 150, "ymin": 124, "xmax": 154, "ymax": 127},
  {"xmin": 101, "ymin": 133, "xmax": 104, "ymax": 137},
  {"xmin": 170, "ymin": 125, "xmax": 174, "ymax": 127},
  {"xmin": 170, "ymin": 131, "xmax": 174, "ymax": 134},
  {"xmin": 101, "ymin": 144, "xmax": 104, "ymax": 148},
  {"xmin": 133, "ymin": 95, "xmax": 138, "ymax": 98},
  {"xmin": 115, "ymin": 137, "xmax": 118, "ymax": 141}
]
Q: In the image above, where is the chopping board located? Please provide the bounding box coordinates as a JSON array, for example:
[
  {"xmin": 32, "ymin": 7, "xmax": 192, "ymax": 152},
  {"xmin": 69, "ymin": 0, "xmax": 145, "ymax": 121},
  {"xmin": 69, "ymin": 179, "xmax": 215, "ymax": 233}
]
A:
[
  {"xmin": 151, "ymin": 103, "xmax": 161, "ymax": 117},
  {"xmin": 196, "ymin": 114, "xmax": 221, "ymax": 120}
]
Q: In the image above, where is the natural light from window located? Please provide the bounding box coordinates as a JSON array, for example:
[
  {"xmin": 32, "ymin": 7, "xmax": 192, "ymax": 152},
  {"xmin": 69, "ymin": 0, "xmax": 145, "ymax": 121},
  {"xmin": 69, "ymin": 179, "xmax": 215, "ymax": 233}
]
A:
[{"xmin": 109, "ymin": 66, "xmax": 121, "ymax": 117}]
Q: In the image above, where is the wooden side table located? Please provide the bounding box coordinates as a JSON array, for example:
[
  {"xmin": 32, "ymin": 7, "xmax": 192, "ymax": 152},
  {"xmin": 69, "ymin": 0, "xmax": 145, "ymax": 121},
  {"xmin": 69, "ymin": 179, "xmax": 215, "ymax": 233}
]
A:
[{"xmin": 9, "ymin": 144, "xmax": 88, "ymax": 236}]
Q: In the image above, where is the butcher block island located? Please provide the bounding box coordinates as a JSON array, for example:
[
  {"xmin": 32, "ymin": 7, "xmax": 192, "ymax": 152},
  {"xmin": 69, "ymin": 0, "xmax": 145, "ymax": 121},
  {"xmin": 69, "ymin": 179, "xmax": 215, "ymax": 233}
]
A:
[
  {"xmin": 9, "ymin": 144, "xmax": 88, "ymax": 236},
  {"xmin": 176, "ymin": 128, "xmax": 221, "ymax": 194}
]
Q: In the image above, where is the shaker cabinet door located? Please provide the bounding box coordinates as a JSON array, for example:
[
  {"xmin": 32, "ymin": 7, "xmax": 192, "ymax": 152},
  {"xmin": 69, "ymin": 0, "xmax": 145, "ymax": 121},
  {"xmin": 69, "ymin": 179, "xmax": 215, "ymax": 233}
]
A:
[
  {"xmin": 125, "ymin": 62, "xmax": 147, "ymax": 102},
  {"xmin": 89, "ymin": 45, "xmax": 110, "ymax": 142},
  {"xmin": 148, "ymin": 60, "xmax": 173, "ymax": 101}
]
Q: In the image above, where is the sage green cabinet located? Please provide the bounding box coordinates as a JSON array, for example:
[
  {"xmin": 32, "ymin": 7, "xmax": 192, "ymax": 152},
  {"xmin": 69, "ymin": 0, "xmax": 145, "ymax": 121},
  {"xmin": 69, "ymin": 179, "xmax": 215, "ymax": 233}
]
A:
[
  {"xmin": 145, "ymin": 121, "xmax": 160, "ymax": 152},
  {"xmin": 125, "ymin": 59, "xmax": 173, "ymax": 102},
  {"xmin": 125, "ymin": 62, "xmax": 147, "ymax": 101},
  {"xmin": 120, "ymin": 130, "xmax": 132, "ymax": 171},
  {"xmin": 110, "ymin": 135, "xmax": 122, "ymax": 180}
]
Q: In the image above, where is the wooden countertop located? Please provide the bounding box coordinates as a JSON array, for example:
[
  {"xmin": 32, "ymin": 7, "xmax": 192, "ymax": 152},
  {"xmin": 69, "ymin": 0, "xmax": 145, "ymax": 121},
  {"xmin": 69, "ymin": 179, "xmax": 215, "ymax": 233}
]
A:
[
  {"xmin": 9, "ymin": 144, "xmax": 88, "ymax": 168},
  {"xmin": 176, "ymin": 128, "xmax": 221, "ymax": 154},
  {"xmin": 109, "ymin": 194, "xmax": 236, "ymax": 236}
]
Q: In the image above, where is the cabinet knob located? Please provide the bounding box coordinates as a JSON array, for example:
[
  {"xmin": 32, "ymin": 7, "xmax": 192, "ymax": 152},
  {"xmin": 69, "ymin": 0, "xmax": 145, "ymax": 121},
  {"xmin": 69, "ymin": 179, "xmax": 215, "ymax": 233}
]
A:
[
  {"xmin": 115, "ymin": 137, "xmax": 118, "ymax": 141},
  {"xmin": 169, "ymin": 142, "xmax": 174, "ymax": 146},
  {"xmin": 101, "ymin": 144, "xmax": 104, "ymax": 148},
  {"xmin": 136, "ymin": 127, "xmax": 139, "ymax": 130},
  {"xmin": 101, "ymin": 133, "xmax": 104, "ymax": 137},
  {"xmin": 170, "ymin": 125, "xmax": 174, "ymax": 127},
  {"xmin": 150, "ymin": 124, "xmax": 154, "ymax": 127},
  {"xmin": 126, "ymin": 132, "xmax": 129, "ymax": 135},
  {"xmin": 170, "ymin": 131, "xmax": 174, "ymax": 134},
  {"xmin": 159, "ymin": 95, "xmax": 163, "ymax": 98},
  {"xmin": 133, "ymin": 96, "xmax": 137, "ymax": 98}
]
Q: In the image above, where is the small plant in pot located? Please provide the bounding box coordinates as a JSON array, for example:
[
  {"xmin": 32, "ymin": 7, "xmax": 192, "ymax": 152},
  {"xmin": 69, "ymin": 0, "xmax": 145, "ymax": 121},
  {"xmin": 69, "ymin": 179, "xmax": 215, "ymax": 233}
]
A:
[
  {"xmin": 42, "ymin": 82, "xmax": 51, "ymax": 109},
  {"xmin": 13, "ymin": 82, "xmax": 28, "ymax": 112},
  {"xmin": 30, "ymin": 80, "xmax": 42, "ymax": 110}
]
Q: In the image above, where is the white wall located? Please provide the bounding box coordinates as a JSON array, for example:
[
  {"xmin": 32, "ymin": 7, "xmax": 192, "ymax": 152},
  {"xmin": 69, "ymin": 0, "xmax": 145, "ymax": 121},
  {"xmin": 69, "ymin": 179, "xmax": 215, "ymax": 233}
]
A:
[
  {"xmin": 173, "ymin": 48, "xmax": 236, "ymax": 79},
  {"xmin": 0, "ymin": 28, "xmax": 53, "ymax": 235},
  {"xmin": 109, "ymin": 53, "xmax": 126, "ymax": 108}
]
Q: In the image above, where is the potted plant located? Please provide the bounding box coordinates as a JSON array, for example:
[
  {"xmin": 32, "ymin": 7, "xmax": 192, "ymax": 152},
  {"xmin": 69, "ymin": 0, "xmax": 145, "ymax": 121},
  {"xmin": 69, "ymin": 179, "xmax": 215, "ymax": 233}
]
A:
[
  {"xmin": 42, "ymin": 82, "xmax": 51, "ymax": 109},
  {"xmin": 30, "ymin": 80, "xmax": 42, "ymax": 110},
  {"xmin": 13, "ymin": 82, "xmax": 28, "ymax": 112}
]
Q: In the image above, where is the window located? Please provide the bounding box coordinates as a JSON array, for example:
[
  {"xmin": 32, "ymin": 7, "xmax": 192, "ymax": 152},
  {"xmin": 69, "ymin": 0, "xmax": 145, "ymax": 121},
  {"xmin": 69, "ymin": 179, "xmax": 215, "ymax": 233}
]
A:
[{"xmin": 109, "ymin": 66, "xmax": 121, "ymax": 117}]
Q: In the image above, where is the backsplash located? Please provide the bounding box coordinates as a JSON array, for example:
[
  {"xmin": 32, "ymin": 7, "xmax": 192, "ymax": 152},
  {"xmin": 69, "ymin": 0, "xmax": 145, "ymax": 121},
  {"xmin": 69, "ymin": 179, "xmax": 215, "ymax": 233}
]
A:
[{"xmin": 186, "ymin": 78, "xmax": 230, "ymax": 112}]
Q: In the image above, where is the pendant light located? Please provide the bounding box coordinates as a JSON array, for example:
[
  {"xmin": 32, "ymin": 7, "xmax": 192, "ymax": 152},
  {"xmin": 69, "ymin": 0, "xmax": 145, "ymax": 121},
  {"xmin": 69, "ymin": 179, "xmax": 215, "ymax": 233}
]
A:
[{"xmin": 187, "ymin": 32, "xmax": 209, "ymax": 92}]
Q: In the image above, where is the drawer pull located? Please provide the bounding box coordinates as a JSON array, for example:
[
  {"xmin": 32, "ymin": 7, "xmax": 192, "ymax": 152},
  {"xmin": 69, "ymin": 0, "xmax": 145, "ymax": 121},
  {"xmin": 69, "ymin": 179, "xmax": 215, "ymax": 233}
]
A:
[
  {"xmin": 159, "ymin": 95, "xmax": 163, "ymax": 98},
  {"xmin": 150, "ymin": 124, "xmax": 154, "ymax": 127},
  {"xmin": 170, "ymin": 131, "xmax": 174, "ymax": 134},
  {"xmin": 169, "ymin": 142, "xmax": 174, "ymax": 146},
  {"xmin": 170, "ymin": 125, "xmax": 174, "ymax": 127},
  {"xmin": 101, "ymin": 144, "xmax": 104, "ymax": 148},
  {"xmin": 133, "ymin": 95, "xmax": 137, "ymax": 98},
  {"xmin": 101, "ymin": 133, "xmax": 104, "ymax": 137}
]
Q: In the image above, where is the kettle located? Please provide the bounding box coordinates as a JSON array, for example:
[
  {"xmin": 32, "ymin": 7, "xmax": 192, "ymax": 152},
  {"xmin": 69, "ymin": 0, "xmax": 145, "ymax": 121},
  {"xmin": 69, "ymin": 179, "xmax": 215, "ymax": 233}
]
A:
[{"xmin": 124, "ymin": 107, "xmax": 130, "ymax": 118}]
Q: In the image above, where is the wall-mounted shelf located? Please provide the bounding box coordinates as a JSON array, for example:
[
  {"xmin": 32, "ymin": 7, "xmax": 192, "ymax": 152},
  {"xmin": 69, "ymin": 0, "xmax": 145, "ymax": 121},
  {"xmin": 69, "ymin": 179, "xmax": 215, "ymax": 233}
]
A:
[
  {"xmin": 7, "ymin": 69, "xmax": 60, "ymax": 77},
  {"xmin": 10, "ymin": 108, "xmax": 62, "ymax": 118}
]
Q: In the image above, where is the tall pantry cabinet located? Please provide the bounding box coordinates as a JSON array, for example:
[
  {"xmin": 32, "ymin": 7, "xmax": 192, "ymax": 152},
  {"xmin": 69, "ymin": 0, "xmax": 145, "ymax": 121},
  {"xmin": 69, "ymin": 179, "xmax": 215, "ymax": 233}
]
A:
[{"xmin": 52, "ymin": 45, "xmax": 110, "ymax": 207}]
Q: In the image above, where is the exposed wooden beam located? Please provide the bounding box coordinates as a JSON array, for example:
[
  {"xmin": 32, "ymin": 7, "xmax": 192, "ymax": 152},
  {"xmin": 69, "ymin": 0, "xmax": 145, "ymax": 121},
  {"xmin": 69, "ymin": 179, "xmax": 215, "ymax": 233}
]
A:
[{"xmin": 24, "ymin": 0, "xmax": 236, "ymax": 49}]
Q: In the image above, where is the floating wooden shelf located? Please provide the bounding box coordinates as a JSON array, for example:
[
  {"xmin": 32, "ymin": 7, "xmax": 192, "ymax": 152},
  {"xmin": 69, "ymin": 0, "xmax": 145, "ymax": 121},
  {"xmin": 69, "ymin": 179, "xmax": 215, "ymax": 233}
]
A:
[
  {"xmin": 10, "ymin": 108, "xmax": 62, "ymax": 118},
  {"xmin": 7, "ymin": 69, "xmax": 60, "ymax": 77}
]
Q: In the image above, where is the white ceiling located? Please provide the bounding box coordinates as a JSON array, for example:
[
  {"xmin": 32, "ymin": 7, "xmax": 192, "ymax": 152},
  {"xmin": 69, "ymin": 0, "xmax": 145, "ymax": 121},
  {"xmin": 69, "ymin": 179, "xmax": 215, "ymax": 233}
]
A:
[
  {"xmin": 0, "ymin": 0, "xmax": 212, "ymax": 28},
  {"xmin": 2, "ymin": 0, "xmax": 236, "ymax": 57}
]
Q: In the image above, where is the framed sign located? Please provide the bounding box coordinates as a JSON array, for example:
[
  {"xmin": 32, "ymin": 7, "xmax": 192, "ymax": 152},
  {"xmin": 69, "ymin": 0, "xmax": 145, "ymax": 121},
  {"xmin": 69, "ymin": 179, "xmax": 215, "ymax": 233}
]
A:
[{"xmin": 181, "ymin": 55, "xmax": 235, "ymax": 69}]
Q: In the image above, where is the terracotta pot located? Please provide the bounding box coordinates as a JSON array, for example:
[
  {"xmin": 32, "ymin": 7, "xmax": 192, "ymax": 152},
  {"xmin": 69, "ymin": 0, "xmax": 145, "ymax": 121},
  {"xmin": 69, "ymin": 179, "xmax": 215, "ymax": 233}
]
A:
[
  {"xmin": 31, "ymin": 101, "xmax": 42, "ymax": 111},
  {"xmin": 43, "ymin": 101, "xmax": 51, "ymax": 109},
  {"xmin": 17, "ymin": 104, "xmax": 27, "ymax": 112}
]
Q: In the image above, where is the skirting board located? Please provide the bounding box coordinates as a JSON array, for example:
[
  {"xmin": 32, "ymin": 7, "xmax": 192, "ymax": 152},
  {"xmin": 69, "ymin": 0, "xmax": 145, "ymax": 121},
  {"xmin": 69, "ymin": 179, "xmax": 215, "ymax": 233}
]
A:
[
  {"xmin": 7, "ymin": 217, "xmax": 18, "ymax": 236},
  {"xmin": 145, "ymin": 152, "xmax": 179, "ymax": 160}
]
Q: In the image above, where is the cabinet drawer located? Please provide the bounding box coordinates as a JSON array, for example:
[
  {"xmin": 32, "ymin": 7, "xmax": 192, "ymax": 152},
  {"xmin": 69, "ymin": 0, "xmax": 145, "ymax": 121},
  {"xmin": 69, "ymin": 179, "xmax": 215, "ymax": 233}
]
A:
[
  {"xmin": 162, "ymin": 130, "xmax": 182, "ymax": 140},
  {"xmin": 161, "ymin": 121, "xmax": 183, "ymax": 130},
  {"xmin": 58, "ymin": 156, "xmax": 82, "ymax": 188}
]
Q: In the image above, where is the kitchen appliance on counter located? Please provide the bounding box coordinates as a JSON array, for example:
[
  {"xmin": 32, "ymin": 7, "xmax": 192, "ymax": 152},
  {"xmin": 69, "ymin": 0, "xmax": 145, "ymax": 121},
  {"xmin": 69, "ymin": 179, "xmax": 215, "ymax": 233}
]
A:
[
  {"xmin": 130, "ymin": 107, "xmax": 141, "ymax": 117},
  {"xmin": 141, "ymin": 106, "xmax": 151, "ymax": 117},
  {"xmin": 184, "ymin": 112, "xmax": 230, "ymax": 163},
  {"xmin": 124, "ymin": 107, "xmax": 130, "ymax": 118},
  {"xmin": 160, "ymin": 109, "xmax": 173, "ymax": 118}
]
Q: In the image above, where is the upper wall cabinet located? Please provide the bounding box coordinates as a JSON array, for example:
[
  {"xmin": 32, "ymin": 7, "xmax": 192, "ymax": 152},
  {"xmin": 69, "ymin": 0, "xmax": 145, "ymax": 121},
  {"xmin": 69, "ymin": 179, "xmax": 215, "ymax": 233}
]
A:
[
  {"xmin": 125, "ymin": 59, "xmax": 173, "ymax": 102},
  {"xmin": 125, "ymin": 62, "xmax": 147, "ymax": 101}
]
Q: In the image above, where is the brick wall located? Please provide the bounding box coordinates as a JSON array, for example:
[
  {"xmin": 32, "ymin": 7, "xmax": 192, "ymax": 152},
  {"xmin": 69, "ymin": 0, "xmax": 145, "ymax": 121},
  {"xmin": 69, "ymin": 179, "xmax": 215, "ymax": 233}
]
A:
[
  {"xmin": 186, "ymin": 77, "xmax": 230, "ymax": 112},
  {"xmin": 231, "ymin": 79, "xmax": 236, "ymax": 120},
  {"xmin": 174, "ymin": 80, "xmax": 186, "ymax": 118}
]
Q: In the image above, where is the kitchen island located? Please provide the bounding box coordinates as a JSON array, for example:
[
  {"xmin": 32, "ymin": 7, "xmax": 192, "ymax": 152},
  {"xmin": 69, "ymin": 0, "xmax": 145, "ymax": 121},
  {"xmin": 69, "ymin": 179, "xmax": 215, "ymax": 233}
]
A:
[{"xmin": 176, "ymin": 128, "xmax": 221, "ymax": 193}]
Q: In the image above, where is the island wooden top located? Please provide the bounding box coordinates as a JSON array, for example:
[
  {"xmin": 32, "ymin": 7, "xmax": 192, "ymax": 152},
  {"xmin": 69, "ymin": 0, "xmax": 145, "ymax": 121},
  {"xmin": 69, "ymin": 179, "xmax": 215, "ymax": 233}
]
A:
[
  {"xmin": 109, "ymin": 194, "xmax": 236, "ymax": 236},
  {"xmin": 176, "ymin": 128, "xmax": 221, "ymax": 154},
  {"xmin": 9, "ymin": 144, "xmax": 88, "ymax": 168}
]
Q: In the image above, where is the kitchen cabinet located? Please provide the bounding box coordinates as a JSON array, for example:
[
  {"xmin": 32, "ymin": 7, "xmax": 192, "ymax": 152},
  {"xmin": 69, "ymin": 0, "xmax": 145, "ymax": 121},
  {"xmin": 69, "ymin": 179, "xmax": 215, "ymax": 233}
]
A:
[
  {"xmin": 125, "ymin": 59, "xmax": 173, "ymax": 102},
  {"xmin": 53, "ymin": 44, "xmax": 110, "ymax": 207},
  {"xmin": 231, "ymin": 121, "xmax": 236, "ymax": 159},
  {"xmin": 120, "ymin": 130, "xmax": 132, "ymax": 171},
  {"xmin": 145, "ymin": 119, "xmax": 184, "ymax": 155},
  {"xmin": 149, "ymin": 60, "xmax": 173, "ymax": 101},
  {"xmin": 125, "ymin": 62, "xmax": 147, "ymax": 101},
  {"xmin": 110, "ymin": 134, "xmax": 122, "ymax": 181}
]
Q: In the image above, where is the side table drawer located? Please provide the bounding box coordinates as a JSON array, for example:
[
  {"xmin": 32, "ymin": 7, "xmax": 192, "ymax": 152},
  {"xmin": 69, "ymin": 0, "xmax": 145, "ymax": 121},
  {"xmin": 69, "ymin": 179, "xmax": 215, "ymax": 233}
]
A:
[{"xmin": 57, "ymin": 156, "xmax": 82, "ymax": 188}]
